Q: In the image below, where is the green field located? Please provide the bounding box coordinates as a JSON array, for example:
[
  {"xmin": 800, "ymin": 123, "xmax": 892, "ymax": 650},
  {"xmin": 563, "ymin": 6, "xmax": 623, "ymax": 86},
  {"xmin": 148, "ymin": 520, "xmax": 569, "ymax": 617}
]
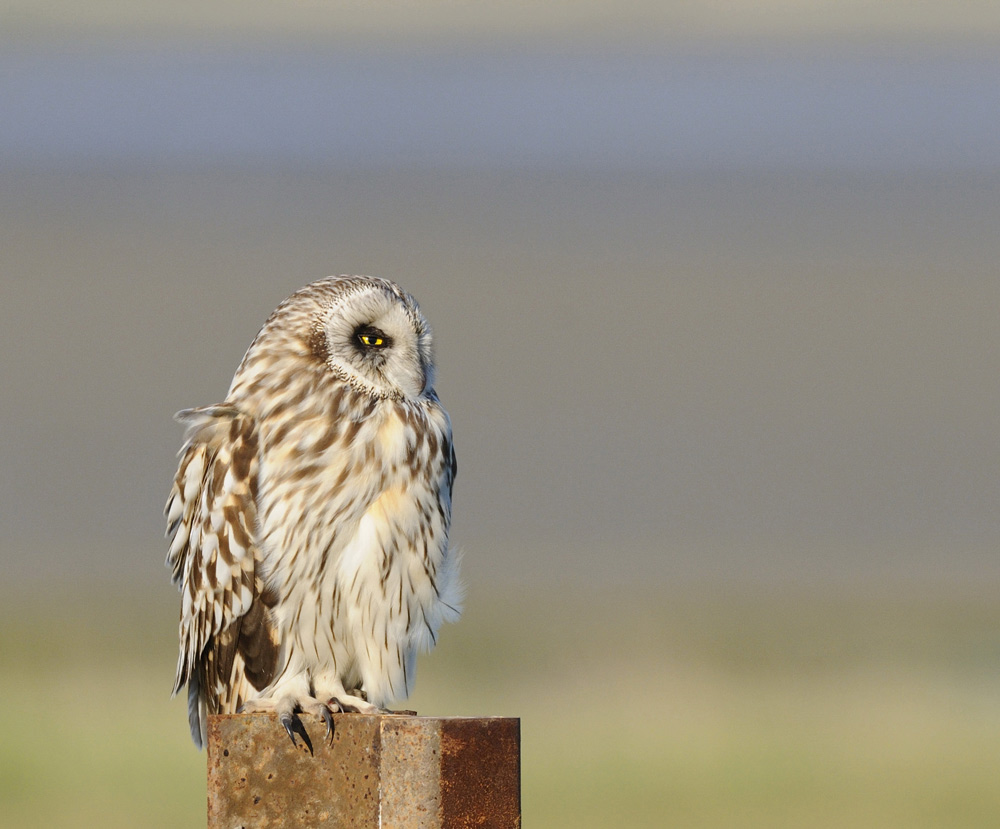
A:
[{"xmin": 2, "ymin": 584, "xmax": 999, "ymax": 827}]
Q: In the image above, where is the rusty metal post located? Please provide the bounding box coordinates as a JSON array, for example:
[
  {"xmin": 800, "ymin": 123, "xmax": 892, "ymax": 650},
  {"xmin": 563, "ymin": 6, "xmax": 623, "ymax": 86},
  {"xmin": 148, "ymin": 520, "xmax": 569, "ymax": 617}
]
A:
[{"xmin": 207, "ymin": 713, "xmax": 520, "ymax": 828}]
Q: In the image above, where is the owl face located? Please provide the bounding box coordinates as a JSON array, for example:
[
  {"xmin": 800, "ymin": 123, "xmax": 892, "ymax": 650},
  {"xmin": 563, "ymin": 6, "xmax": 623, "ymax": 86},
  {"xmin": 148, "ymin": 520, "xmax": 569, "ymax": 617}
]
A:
[{"xmin": 315, "ymin": 279, "xmax": 435, "ymax": 401}]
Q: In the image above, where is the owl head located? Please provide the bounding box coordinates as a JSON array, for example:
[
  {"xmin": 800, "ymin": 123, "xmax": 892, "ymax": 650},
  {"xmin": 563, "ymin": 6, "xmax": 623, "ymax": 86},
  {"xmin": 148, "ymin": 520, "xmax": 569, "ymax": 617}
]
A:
[
  {"xmin": 232, "ymin": 276, "xmax": 437, "ymax": 404},
  {"xmin": 309, "ymin": 276, "xmax": 434, "ymax": 400},
  {"xmin": 258, "ymin": 275, "xmax": 432, "ymax": 403}
]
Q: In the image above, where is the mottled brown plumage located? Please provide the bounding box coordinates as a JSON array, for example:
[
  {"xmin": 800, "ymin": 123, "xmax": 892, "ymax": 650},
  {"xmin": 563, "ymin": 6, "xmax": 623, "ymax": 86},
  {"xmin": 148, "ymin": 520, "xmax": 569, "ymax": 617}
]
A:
[{"xmin": 166, "ymin": 276, "xmax": 460, "ymax": 748}]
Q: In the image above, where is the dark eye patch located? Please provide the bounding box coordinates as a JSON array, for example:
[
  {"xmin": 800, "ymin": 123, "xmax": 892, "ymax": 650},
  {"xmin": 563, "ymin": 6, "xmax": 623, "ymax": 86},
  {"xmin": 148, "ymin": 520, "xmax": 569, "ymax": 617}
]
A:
[{"xmin": 354, "ymin": 325, "xmax": 392, "ymax": 350}]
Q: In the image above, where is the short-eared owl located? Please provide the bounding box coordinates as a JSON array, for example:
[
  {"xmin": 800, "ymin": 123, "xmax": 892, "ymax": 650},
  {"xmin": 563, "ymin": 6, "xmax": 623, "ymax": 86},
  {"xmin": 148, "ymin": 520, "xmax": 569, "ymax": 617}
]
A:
[{"xmin": 165, "ymin": 276, "xmax": 460, "ymax": 748}]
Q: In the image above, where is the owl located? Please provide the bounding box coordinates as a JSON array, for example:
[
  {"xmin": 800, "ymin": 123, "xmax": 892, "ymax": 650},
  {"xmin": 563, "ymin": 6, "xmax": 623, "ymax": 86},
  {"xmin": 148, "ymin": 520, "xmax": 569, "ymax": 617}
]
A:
[{"xmin": 165, "ymin": 276, "xmax": 460, "ymax": 749}]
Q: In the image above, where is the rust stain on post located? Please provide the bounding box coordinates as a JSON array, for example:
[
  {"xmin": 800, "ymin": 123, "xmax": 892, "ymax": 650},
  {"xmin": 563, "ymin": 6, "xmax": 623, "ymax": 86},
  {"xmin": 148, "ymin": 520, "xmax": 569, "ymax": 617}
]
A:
[
  {"xmin": 440, "ymin": 718, "xmax": 521, "ymax": 828},
  {"xmin": 207, "ymin": 713, "xmax": 520, "ymax": 828}
]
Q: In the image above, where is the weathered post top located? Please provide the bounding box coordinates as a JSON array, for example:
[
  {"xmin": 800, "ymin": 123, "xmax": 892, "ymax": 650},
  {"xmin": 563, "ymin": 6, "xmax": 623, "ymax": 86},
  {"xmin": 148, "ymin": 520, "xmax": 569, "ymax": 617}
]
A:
[{"xmin": 207, "ymin": 713, "xmax": 521, "ymax": 828}]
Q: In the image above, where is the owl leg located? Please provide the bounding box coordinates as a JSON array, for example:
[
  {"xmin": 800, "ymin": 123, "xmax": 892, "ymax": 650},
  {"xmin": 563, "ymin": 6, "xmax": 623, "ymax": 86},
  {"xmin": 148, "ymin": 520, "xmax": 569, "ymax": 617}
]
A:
[{"xmin": 347, "ymin": 641, "xmax": 419, "ymax": 715}]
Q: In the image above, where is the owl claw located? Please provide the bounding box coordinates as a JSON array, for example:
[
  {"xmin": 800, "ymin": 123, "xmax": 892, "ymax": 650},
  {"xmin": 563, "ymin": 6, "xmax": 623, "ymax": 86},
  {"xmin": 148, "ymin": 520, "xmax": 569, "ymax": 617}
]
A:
[
  {"xmin": 320, "ymin": 706, "xmax": 334, "ymax": 743},
  {"xmin": 279, "ymin": 712, "xmax": 297, "ymax": 746}
]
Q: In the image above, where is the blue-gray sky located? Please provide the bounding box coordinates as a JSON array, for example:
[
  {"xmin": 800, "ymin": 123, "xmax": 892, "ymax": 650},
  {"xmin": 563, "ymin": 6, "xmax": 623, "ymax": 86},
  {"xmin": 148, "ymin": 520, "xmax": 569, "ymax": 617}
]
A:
[
  {"xmin": 2, "ymin": 20, "xmax": 998, "ymax": 593},
  {"xmin": 2, "ymin": 49, "xmax": 1000, "ymax": 171}
]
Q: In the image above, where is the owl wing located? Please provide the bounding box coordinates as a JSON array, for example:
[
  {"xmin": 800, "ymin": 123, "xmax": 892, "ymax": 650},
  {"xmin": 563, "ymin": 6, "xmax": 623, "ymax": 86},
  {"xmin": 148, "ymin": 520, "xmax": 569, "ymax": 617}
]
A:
[{"xmin": 165, "ymin": 404, "xmax": 276, "ymax": 747}]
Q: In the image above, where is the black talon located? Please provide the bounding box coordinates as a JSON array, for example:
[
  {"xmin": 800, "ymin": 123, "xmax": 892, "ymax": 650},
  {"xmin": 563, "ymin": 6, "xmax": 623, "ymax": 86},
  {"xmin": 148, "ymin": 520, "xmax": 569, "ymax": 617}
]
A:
[
  {"xmin": 280, "ymin": 712, "xmax": 297, "ymax": 747},
  {"xmin": 320, "ymin": 707, "xmax": 334, "ymax": 744}
]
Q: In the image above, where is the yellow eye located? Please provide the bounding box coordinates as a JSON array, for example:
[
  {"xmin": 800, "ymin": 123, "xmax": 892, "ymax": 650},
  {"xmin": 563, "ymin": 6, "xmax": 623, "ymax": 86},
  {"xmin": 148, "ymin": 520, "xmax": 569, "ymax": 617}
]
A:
[{"xmin": 355, "ymin": 328, "xmax": 390, "ymax": 349}]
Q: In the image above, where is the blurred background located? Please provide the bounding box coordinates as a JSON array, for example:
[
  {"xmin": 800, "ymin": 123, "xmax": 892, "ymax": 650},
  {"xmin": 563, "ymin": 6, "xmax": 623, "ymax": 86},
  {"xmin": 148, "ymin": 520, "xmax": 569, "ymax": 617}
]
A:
[{"xmin": 2, "ymin": 2, "xmax": 1000, "ymax": 826}]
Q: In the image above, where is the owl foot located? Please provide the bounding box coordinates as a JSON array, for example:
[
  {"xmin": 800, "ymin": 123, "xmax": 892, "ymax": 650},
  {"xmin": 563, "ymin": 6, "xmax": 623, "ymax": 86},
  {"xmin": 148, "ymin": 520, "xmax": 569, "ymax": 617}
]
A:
[
  {"xmin": 326, "ymin": 693, "xmax": 379, "ymax": 714},
  {"xmin": 240, "ymin": 694, "xmax": 336, "ymax": 748},
  {"xmin": 326, "ymin": 696, "xmax": 416, "ymax": 716}
]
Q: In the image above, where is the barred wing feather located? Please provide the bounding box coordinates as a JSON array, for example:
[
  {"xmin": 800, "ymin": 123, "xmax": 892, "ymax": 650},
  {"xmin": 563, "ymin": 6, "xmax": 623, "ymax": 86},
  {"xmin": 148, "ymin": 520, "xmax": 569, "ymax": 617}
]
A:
[{"xmin": 164, "ymin": 405, "xmax": 270, "ymax": 747}]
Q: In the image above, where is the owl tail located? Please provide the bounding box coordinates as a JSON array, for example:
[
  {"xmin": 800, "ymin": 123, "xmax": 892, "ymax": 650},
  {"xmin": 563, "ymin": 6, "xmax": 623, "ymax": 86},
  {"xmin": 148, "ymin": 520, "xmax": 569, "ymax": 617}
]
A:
[{"xmin": 187, "ymin": 671, "xmax": 208, "ymax": 750}]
